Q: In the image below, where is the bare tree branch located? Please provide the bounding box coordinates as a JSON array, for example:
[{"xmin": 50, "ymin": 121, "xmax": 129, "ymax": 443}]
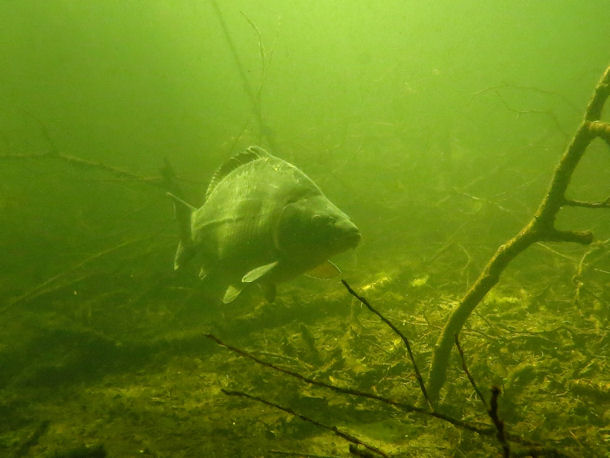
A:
[
  {"xmin": 563, "ymin": 197, "xmax": 610, "ymax": 209},
  {"xmin": 428, "ymin": 66, "xmax": 610, "ymax": 403},
  {"xmin": 454, "ymin": 335, "xmax": 487, "ymax": 409},
  {"xmin": 222, "ymin": 389, "xmax": 388, "ymax": 457},
  {"xmin": 341, "ymin": 280, "xmax": 431, "ymax": 409},
  {"xmin": 205, "ymin": 334, "xmax": 496, "ymax": 436},
  {"xmin": 0, "ymin": 151, "xmax": 164, "ymax": 188}
]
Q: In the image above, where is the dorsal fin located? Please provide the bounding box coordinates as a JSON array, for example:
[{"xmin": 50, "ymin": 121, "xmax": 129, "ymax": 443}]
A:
[{"xmin": 205, "ymin": 146, "xmax": 270, "ymax": 201}]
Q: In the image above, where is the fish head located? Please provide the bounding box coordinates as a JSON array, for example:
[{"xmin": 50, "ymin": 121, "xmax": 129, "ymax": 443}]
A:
[{"xmin": 276, "ymin": 194, "xmax": 361, "ymax": 261}]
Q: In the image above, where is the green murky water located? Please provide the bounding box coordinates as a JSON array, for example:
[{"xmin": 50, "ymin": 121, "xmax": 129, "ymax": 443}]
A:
[{"xmin": 1, "ymin": 1, "xmax": 609, "ymax": 456}]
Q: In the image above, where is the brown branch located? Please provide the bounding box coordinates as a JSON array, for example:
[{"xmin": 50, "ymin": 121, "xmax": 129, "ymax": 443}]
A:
[
  {"xmin": 206, "ymin": 334, "xmax": 564, "ymax": 453},
  {"xmin": 205, "ymin": 334, "xmax": 497, "ymax": 436},
  {"xmin": 545, "ymin": 229, "xmax": 594, "ymax": 244},
  {"xmin": 563, "ymin": 197, "xmax": 610, "ymax": 208},
  {"xmin": 454, "ymin": 335, "xmax": 487, "ymax": 409},
  {"xmin": 455, "ymin": 336, "xmax": 512, "ymax": 457},
  {"xmin": 489, "ymin": 387, "xmax": 510, "ymax": 458},
  {"xmin": 341, "ymin": 280, "xmax": 431, "ymax": 409},
  {"xmin": 427, "ymin": 66, "xmax": 610, "ymax": 403},
  {"xmin": 222, "ymin": 389, "xmax": 388, "ymax": 457},
  {"xmin": 0, "ymin": 151, "xmax": 164, "ymax": 188},
  {"xmin": 206, "ymin": 334, "xmax": 427, "ymax": 414}
]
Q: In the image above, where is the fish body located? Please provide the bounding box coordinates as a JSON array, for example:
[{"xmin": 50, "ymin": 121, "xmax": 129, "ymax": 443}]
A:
[{"xmin": 175, "ymin": 146, "xmax": 360, "ymax": 303}]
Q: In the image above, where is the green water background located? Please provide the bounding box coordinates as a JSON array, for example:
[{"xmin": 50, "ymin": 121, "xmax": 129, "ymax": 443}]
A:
[
  {"xmin": 1, "ymin": 1, "xmax": 608, "ymax": 269},
  {"xmin": 1, "ymin": 1, "xmax": 609, "ymax": 456}
]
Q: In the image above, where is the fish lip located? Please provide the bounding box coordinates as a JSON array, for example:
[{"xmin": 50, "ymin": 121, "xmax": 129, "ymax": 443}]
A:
[{"xmin": 343, "ymin": 228, "xmax": 361, "ymax": 247}]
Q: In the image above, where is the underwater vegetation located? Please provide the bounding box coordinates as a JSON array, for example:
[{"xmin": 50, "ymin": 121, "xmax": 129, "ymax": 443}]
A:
[{"xmin": 1, "ymin": 1, "xmax": 609, "ymax": 457}]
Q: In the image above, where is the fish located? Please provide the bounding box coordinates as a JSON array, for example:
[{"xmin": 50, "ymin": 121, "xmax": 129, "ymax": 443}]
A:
[{"xmin": 173, "ymin": 146, "xmax": 360, "ymax": 303}]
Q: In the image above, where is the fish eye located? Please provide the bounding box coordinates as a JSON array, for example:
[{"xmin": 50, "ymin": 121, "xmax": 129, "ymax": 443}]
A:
[{"xmin": 313, "ymin": 214, "xmax": 334, "ymax": 226}]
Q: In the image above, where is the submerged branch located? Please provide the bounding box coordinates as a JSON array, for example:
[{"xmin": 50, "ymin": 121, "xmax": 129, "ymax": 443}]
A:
[
  {"xmin": 427, "ymin": 65, "xmax": 610, "ymax": 403},
  {"xmin": 489, "ymin": 387, "xmax": 510, "ymax": 458},
  {"xmin": 210, "ymin": 0, "xmax": 277, "ymax": 150},
  {"xmin": 0, "ymin": 151, "xmax": 165, "ymax": 187},
  {"xmin": 588, "ymin": 120, "xmax": 610, "ymax": 144},
  {"xmin": 573, "ymin": 239, "xmax": 609, "ymax": 306},
  {"xmin": 341, "ymin": 280, "xmax": 431, "ymax": 409},
  {"xmin": 456, "ymin": 336, "xmax": 511, "ymax": 457},
  {"xmin": 564, "ymin": 197, "xmax": 610, "ymax": 209},
  {"xmin": 454, "ymin": 335, "xmax": 487, "ymax": 409},
  {"xmin": 222, "ymin": 389, "xmax": 388, "ymax": 457},
  {"xmin": 206, "ymin": 334, "xmax": 560, "ymax": 449},
  {"xmin": 206, "ymin": 333, "xmax": 431, "ymax": 418},
  {"xmin": 2, "ymin": 237, "xmax": 150, "ymax": 312}
]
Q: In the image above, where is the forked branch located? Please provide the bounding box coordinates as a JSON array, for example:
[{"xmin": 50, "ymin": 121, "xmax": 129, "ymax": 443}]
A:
[{"xmin": 427, "ymin": 66, "xmax": 610, "ymax": 403}]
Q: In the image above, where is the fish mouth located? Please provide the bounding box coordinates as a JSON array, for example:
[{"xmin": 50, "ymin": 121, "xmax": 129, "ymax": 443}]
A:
[{"xmin": 342, "ymin": 227, "xmax": 361, "ymax": 248}]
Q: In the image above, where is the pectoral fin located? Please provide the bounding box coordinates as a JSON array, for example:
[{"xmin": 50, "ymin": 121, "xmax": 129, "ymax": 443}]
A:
[
  {"xmin": 174, "ymin": 241, "xmax": 196, "ymax": 271},
  {"xmin": 222, "ymin": 285, "xmax": 243, "ymax": 304},
  {"xmin": 242, "ymin": 261, "xmax": 279, "ymax": 283},
  {"xmin": 305, "ymin": 260, "xmax": 341, "ymax": 279}
]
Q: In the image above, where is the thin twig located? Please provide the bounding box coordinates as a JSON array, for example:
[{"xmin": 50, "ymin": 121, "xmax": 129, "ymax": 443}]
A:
[
  {"xmin": 535, "ymin": 242, "xmax": 579, "ymax": 262},
  {"xmin": 240, "ymin": 10, "xmax": 269, "ymax": 111},
  {"xmin": 222, "ymin": 389, "xmax": 388, "ymax": 457},
  {"xmin": 3, "ymin": 237, "xmax": 149, "ymax": 312},
  {"xmin": 0, "ymin": 151, "xmax": 164, "ymax": 188},
  {"xmin": 454, "ymin": 335, "xmax": 487, "ymax": 409},
  {"xmin": 455, "ymin": 337, "xmax": 511, "ymax": 456},
  {"xmin": 489, "ymin": 387, "xmax": 510, "ymax": 457},
  {"xmin": 492, "ymin": 90, "xmax": 570, "ymax": 138},
  {"xmin": 572, "ymin": 239, "xmax": 609, "ymax": 306},
  {"xmin": 341, "ymin": 279, "xmax": 432, "ymax": 409},
  {"xmin": 471, "ymin": 82, "xmax": 581, "ymax": 113},
  {"xmin": 210, "ymin": 0, "xmax": 277, "ymax": 150},
  {"xmin": 207, "ymin": 334, "xmax": 427, "ymax": 413},
  {"xmin": 205, "ymin": 334, "xmax": 495, "ymax": 436},
  {"xmin": 208, "ymin": 334, "xmax": 560, "ymax": 450}
]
